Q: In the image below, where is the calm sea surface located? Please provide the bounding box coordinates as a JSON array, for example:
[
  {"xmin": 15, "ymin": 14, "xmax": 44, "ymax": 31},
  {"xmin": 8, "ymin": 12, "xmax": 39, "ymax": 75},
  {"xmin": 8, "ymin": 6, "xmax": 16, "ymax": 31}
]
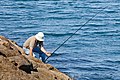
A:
[{"xmin": 0, "ymin": 0, "xmax": 120, "ymax": 80}]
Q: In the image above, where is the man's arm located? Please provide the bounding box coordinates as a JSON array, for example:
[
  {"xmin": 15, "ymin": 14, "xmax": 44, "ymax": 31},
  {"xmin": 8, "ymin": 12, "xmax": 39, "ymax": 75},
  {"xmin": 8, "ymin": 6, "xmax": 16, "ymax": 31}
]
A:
[
  {"xmin": 29, "ymin": 47, "xmax": 33, "ymax": 56},
  {"xmin": 40, "ymin": 42, "xmax": 51, "ymax": 56},
  {"xmin": 29, "ymin": 38, "xmax": 36, "ymax": 57}
]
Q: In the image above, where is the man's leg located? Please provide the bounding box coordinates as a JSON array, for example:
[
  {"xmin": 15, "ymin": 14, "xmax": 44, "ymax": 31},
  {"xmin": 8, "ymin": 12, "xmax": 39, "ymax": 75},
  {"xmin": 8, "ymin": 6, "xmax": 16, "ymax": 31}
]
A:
[
  {"xmin": 33, "ymin": 47, "xmax": 46, "ymax": 62},
  {"xmin": 40, "ymin": 53, "xmax": 46, "ymax": 63},
  {"xmin": 23, "ymin": 47, "xmax": 29, "ymax": 55},
  {"xmin": 23, "ymin": 47, "xmax": 35, "ymax": 57}
]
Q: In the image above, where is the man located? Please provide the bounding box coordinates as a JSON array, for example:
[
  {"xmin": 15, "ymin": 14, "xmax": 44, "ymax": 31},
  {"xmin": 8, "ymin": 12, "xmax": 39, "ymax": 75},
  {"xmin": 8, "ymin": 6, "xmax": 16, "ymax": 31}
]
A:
[{"xmin": 23, "ymin": 32, "xmax": 51, "ymax": 63}]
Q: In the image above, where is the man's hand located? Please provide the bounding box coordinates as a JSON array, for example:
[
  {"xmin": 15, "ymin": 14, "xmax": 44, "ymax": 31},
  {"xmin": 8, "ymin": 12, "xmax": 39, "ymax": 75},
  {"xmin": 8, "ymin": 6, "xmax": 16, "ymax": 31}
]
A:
[{"xmin": 46, "ymin": 52, "xmax": 51, "ymax": 57}]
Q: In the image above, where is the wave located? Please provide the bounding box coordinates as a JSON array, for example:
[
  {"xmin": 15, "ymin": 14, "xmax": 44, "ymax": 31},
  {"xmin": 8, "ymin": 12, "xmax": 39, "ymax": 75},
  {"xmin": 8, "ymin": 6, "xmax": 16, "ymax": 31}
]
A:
[
  {"xmin": 71, "ymin": 66, "xmax": 117, "ymax": 72},
  {"xmin": 105, "ymin": 60, "xmax": 120, "ymax": 64},
  {"xmin": 45, "ymin": 32, "xmax": 79, "ymax": 37}
]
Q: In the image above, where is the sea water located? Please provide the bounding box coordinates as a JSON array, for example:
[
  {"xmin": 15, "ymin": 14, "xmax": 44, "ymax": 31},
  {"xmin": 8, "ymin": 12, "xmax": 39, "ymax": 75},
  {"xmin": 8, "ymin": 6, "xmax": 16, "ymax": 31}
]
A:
[{"xmin": 0, "ymin": 0, "xmax": 120, "ymax": 80}]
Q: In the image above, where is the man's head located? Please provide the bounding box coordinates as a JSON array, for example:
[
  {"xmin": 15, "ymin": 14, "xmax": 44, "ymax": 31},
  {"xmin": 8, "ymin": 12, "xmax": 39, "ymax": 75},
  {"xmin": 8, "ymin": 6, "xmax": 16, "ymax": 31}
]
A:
[{"xmin": 35, "ymin": 32, "xmax": 44, "ymax": 41}]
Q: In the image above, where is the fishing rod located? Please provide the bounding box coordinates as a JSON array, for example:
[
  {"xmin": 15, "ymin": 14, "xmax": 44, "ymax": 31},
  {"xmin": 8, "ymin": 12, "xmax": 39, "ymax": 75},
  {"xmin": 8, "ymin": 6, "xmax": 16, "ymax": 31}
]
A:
[{"xmin": 45, "ymin": 6, "xmax": 108, "ymax": 63}]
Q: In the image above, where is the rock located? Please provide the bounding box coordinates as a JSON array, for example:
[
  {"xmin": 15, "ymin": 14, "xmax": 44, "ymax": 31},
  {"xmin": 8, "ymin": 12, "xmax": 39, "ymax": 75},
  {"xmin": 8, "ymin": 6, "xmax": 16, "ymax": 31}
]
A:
[
  {"xmin": 0, "ymin": 36, "xmax": 72, "ymax": 80},
  {"xmin": 0, "ymin": 36, "xmax": 24, "ymax": 57},
  {"xmin": 8, "ymin": 55, "xmax": 33, "ymax": 73}
]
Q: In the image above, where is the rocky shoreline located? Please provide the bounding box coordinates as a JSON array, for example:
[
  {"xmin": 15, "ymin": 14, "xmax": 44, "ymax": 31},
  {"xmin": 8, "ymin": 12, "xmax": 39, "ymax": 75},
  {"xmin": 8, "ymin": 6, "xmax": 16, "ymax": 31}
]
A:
[{"xmin": 0, "ymin": 36, "xmax": 72, "ymax": 80}]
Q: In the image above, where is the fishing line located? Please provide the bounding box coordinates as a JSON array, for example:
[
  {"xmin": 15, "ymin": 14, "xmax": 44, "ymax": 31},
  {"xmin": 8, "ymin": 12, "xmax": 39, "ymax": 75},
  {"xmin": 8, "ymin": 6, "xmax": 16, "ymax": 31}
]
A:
[{"xmin": 45, "ymin": 6, "xmax": 108, "ymax": 63}]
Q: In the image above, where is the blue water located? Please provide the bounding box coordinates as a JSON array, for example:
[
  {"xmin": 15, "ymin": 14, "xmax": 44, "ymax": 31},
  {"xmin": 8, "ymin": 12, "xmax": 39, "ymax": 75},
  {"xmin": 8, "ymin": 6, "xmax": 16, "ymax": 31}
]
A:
[{"xmin": 0, "ymin": 0, "xmax": 120, "ymax": 80}]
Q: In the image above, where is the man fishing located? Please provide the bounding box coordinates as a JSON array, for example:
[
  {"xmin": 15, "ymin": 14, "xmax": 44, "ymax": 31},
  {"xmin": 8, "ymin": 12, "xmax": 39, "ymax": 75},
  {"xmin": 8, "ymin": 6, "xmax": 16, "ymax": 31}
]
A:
[{"xmin": 23, "ymin": 32, "xmax": 51, "ymax": 63}]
